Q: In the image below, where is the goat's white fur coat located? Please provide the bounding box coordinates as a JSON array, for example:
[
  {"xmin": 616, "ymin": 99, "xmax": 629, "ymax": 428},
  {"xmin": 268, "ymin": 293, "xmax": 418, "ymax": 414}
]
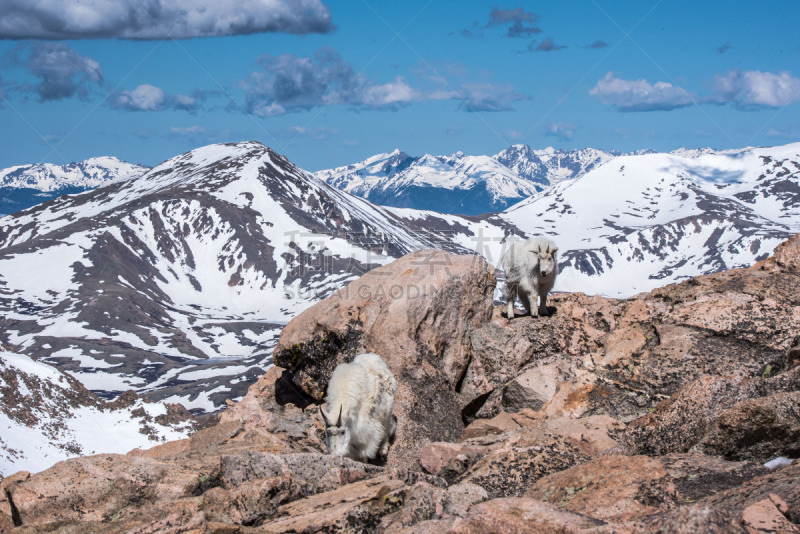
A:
[
  {"xmin": 502, "ymin": 237, "xmax": 559, "ymax": 318},
  {"xmin": 321, "ymin": 353, "xmax": 397, "ymax": 462}
]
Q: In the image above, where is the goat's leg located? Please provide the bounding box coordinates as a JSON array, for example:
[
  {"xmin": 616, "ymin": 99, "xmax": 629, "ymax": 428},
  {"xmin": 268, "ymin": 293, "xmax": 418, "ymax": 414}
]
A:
[
  {"xmin": 380, "ymin": 415, "xmax": 397, "ymax": 456},
  {"xmin": 520, "ymin": 290, "xmax": 534, "ymax": 316},
  {"xmin": 505, "ymin": 284, "xmax": 517, "ymax": 319},
  {"xmin": 538, "ymin": 289, "xmax": 549, "ymax": 316}
]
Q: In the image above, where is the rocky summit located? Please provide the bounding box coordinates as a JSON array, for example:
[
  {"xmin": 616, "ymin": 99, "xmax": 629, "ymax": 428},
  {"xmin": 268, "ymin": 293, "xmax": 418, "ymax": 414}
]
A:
[{"xmin": 1, "ymin": 233, "xmax": 799, "ymax": 533}]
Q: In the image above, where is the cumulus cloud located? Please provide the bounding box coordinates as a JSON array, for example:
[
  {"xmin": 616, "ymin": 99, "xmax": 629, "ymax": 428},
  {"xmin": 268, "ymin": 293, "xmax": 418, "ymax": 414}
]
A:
[
  {"xmin": 532, "ymin": 37, "xmax": 566, "ymax": 52},
  {"xmin": 487, "ymin": 6, "xmax": 541, "ymax": 37},
  {"xmin": 456, "ymin": 81, "xmax": 526, "ymax": 112},
  {"xmin": 110, "ymin": 83, "xmax": 199, "ymax": 112},
  {"xmin": 362, "ymin": 77, "xmax": 416, "ymax": 107},
  {"xmin": 713, "ymin": 69, "xmax": 800, "ymax": 108},
  {"xmin": 171, "ymin": 93, "xmax": 198, "ymax": 111},
  {"xmin": 242, "ymin": 48, "xmax": 419, "ymax": 116},
  {"xmin": 112, "ymin": 84, "xmax": 166, "ymax": 111},
  {"xmin": 13, "ymin": 42, "xmax": 102, "ymax": 101},
  {"xmin": 546, "ymin": 122, "xmax": 575, "ymax": 141},
  {"xmin": 0, "ymin": 0, "xmax": 332, "ymax": 39},
  {"xmin": 590, "ymin": 72, "xmax": 693, "ymax": 112}
]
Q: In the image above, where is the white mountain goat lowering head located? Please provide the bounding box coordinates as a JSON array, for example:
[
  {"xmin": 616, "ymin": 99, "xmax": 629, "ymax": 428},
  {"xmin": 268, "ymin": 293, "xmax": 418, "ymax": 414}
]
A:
[
  {"xmin": 319, "ymin": 353, "xmax": 397, "ymax": 463},
  {"xmin": 502, "ymin": 236, "xmax": 559, "ymax": 319}
]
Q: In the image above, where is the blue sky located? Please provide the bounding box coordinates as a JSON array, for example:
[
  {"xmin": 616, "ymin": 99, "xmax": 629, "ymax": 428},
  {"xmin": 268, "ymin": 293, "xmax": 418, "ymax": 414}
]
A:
[{"xmin": 0, "ymin": 0, "xmax": 799, "ymax": 171}]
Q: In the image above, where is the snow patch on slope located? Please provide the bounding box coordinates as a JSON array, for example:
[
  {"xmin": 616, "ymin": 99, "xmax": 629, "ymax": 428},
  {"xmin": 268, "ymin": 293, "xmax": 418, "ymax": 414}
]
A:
[{"xmin": 0, "ymin": 349, "xmax": 193, "ymax": 477}]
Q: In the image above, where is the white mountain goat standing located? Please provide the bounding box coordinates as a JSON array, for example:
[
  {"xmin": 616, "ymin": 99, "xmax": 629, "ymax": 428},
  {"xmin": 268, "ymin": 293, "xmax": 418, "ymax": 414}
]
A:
[
  {"xmin": 320, "ymin": 353, "xmax": 397, "ymax": 462},
  {"xmin": 502, "ymin": 237, "xmax": 559, "ymax": 319}
]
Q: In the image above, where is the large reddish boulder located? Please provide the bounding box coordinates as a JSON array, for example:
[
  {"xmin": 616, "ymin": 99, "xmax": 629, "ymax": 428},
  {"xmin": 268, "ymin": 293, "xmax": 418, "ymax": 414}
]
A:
[{"xmin": 274, "ymin": 249, "xmax": 496, "ymax": 465}]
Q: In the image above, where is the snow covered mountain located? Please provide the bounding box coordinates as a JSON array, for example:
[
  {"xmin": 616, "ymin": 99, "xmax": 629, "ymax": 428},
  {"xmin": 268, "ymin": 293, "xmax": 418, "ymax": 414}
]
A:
[
  {"xmin": 0, "ymin": 141, "xmax": 451, "ymax": 413},
  {"xmin": 0, "ymin": 157, "xmax": 148, "ymax": 217},
  {"xmin": 0, "ymin": 347, "xmax": 196, "ymax": 477},
  {"xmin": 379, "ymin": 143, "xmax": 800, "ymax": 298},
  {"xmin": 1, "ymin": 139, "xmax": 798, "ymax": 423},
  {"xmin": 493, "ymin": 145, "xmax": 620, "ymax": 188},
  {"xmin": 315, "ymin": 149, "xmax": 541, "ymax": 215},
  {"xmin": 492, "ymin": 143, "xmax": 800, "ymax": 296},
  {"xmin": 316, "ymin": 145, "xmax": 630, "ymax": 215}
]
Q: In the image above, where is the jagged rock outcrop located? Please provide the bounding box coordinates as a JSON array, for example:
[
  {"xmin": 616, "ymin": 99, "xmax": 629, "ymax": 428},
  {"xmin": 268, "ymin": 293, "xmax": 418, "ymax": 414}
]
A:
[
  {"xmin": 2, "ymin": 233, "xmax": 800, "ymax": 533},
  {"xmin": 622, "ymin": 367, "xmax": 800, "ymax": 460},
  {"xmin": 273, "ymin": 249, "xmax": 496, "ymax": 466}
]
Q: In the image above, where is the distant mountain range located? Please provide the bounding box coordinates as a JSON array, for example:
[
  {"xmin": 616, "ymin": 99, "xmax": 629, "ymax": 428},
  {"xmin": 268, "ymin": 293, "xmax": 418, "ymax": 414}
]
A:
[
  {"xmin": 0, "ymin": 145, "xmax": 731, "ymax": 218},
  {"xmin": 0, "ymin": 157, "xmax": 148, "ymax": 216},
  {"xmin": 314, "ymin": 149, "xmax": 540, "ymax": 215},
  {"xmin": 1, "ymin": 140, "xmax": 798, "ymax": 418},
  {"xmin": 314, "ymin": 145, "xmax": 631, "ymax": 215}
]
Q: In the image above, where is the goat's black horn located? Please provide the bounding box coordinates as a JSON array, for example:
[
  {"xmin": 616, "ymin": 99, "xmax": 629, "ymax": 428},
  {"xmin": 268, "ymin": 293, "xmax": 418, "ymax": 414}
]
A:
[
  {"xmin": 336, "ymin": 405, "xmax": 343, "ymax": 426},
  {"xmin": 319, "ymin": 406, "xmax": 329, "ymax": 426}
]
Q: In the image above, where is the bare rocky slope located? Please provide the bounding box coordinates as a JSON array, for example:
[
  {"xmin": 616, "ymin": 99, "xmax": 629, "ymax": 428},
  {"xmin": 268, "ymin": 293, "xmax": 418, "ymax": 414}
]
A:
[{"xmin": 1, "ymin": 233, "xmax": 799, "ymax": 533}]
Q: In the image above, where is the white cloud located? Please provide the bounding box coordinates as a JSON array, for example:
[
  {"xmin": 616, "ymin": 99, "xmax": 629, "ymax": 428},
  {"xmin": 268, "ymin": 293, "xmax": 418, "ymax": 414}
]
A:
[
  {"xmin": 243, "ymin": 49, "xmax": 525, "ymax": 115},
  {"xmin": 590, "ymin": 72, "xmax": 693, "ymax": 112},
  {"xmin": 243, "ymin": 49, "xmax": 419, "ymax": 115},
  {"xmin": 111, "ymin": 84, "xmax": 199, "ymax": 112},
  {"xmin": 113, "ymin": 84, "xmax": 165, "ymax": 111},
  {"xmin": 362, "ymin": 77, "xmax": 417, "ymax": 107},
  {"xmin": 713, "ymin": 70, "xmax": 800, "ymax": 108},
  {"xmin": 252, "ymin": 102, "xmax": 287, "ymax": 117},
  {"xmin": 172, "ymin": 93, "xmax": 196, "ymax": 110},
  {"xmin": 0, "ymin": 0, "xmax": 332, "ymax": 39}
]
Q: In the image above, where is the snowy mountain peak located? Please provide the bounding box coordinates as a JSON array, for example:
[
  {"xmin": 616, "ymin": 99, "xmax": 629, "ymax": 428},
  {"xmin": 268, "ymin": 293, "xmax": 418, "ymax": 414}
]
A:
[
  {"xmin": 0, "ymin": 140, "xmax": 439, "ymax": 413},
  {"xmin": 315, "ymin": 147, "xmax": 539, "ymax": 215},
  {"xmin": 0, "ymin": 155, "xmax": 150, "ymax": 217},
  {"xmin": 493, "ymin": 144, "xmax": 619, "ymax": 188},
  {"xmin": 0, "ymin": 156, "xmax": 148, "ymax": 191}
]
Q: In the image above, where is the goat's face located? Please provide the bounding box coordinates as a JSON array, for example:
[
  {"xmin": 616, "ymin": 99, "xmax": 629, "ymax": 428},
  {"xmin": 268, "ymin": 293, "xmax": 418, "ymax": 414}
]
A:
[
  {"xmin": 321, "ymin": 405, "xmax": 351, "ymax": 457},
  {"xmin": 530, "ymin": 243, "xmax": 557, "ymax": 278},
  {"xmin": 538, "ymin": 251, "xmax": 556, "ymax": 278}
]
